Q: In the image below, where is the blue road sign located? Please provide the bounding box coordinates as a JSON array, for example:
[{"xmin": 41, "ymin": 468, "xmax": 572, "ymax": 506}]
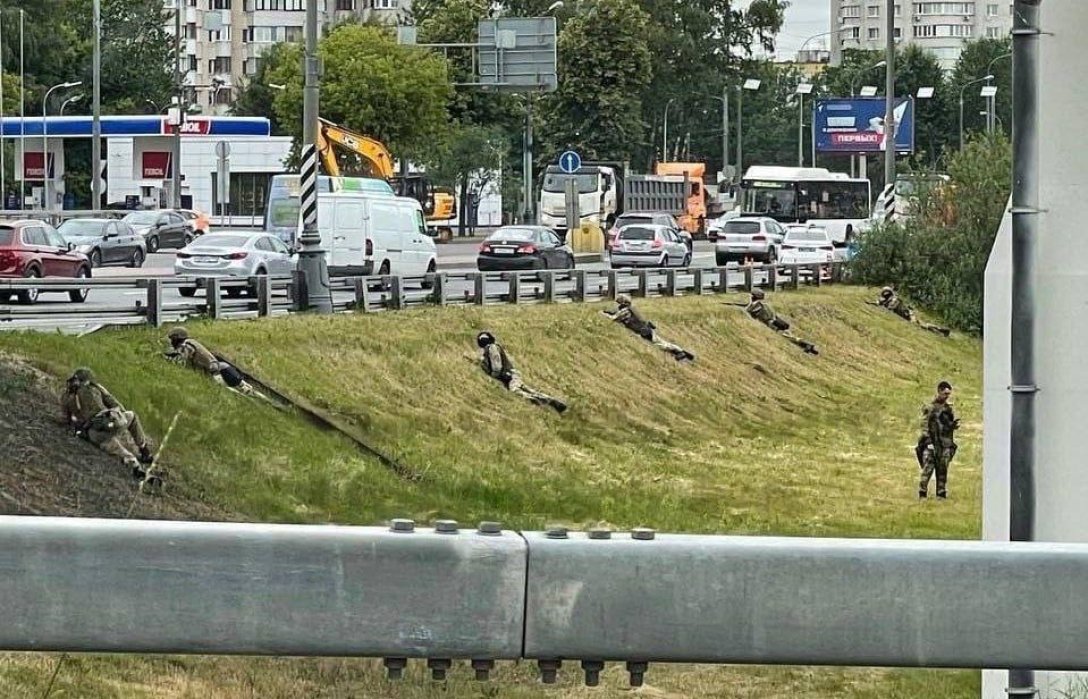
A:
[
  {"xmin": 559, "ymin": 150, "xmax": 582, "ymax": 174},
  {"xmin": 814, "ymin": 97, "xmax": 915, "ymax": 154}
]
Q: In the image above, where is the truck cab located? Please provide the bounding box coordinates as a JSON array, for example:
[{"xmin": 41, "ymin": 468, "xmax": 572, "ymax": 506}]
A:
[{"xmin": 538, "ymin": 165, "xmax": 622, "ymax": 236}]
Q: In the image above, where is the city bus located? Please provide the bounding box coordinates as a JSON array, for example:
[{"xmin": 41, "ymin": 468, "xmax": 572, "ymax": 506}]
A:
[
  {"xmin": 264, "ymin": 174, "xmax": 395, "ymax": 244},
  {"xmin": 738, "ymin": 166, "xmax": 871, "ymax": 246}
]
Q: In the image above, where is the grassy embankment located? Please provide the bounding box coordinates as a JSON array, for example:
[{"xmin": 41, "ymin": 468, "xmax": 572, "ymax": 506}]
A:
[{"xmin": 0, "ymin": 286, "xmax": 982, "ymax": 698}]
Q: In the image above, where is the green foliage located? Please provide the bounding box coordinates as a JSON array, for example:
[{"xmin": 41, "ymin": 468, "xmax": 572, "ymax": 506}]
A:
[
  {"xmin": 267, "ymin": 24, "xmax": 452, "ymax": 164},
  {"xmin": 231, "ymin": 43, "xmax": 294, "ymax": 136},
  {"xmin": 537, "ymin": 0, "xmax": 653, "ymax": 163},
  {"xmin": 850, "ymin": 132, "xmax": 1013, "ymax": 333},
  {"xmin": 949, "ymin": 37, "xmax": 1012, "ymax": 141}
]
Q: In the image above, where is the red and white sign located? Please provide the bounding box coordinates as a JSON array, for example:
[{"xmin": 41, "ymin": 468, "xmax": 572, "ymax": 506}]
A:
[
  {"xmin": 23, "ymin": 152, "xmax": 51, "ymax": 181},
  {"xmin": 142, "ymin": 151, "xmax": 172, "ymax": 179},
  {"xmin": 829, "ymin": 132, "xmax": 883, "ymax": 147},
  {"xmin": 161, "ymin": 118, "xmax": 212, "ymax": 136}
]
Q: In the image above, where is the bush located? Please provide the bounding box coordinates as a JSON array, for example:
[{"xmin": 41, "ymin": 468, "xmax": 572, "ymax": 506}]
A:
[{"xmin": 849, "ymin": 132, "xmax": 1012, "ymax": 334}]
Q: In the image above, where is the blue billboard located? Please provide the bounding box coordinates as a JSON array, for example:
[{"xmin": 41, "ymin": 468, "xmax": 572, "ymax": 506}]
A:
[{"xmin": 814, "ymin": 97, "xmax": 914, "ymax": 154}]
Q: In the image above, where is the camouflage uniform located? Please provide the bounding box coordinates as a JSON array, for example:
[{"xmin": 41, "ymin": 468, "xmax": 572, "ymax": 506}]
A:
[
  {"xmin": 62, "ymin": 369, "xmax": 151, "ymax": 470},
  {"xmin": 745, "ymin": 291, "xmax": 819, "ymax": 355},
  {"xmin": 166, "ymin": 327, "xmax": 265, "ymax": 400},
  {"xmin": 477, "ymin": 334, "xmax": 567, "ymax": 414},
  {"xmin": 604, "ymin": 295, "xmax": 694, "ymax": 362},
  {"xmin": 879, "ymin": 288, "xmax": 950, "ymax": 337},
  {"xmin": 919, "ymin": 395, "xmax": 958, "ymax": 498}
]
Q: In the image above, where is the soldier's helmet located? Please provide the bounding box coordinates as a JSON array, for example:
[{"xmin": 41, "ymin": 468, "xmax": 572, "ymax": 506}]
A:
[
  {"xmin": 881, "ymin": 286, "xmax": 894, "ymax": 298},
  {"xmin": 751, "ymin": 288, "xmax": 765, "ymax": 300},
  {"xmin": 71, "ymin": 367, "xmax": 95, "ymax": 384},
  {"xmin": 476, "ymin": 331, "xmax": 496, "ymax": 348},
  {"xmin": 616, "ymin": 294, "xmax": 632, "ymax": 307},
  {"xmin": 168, "ymin": 327, "xmax": 189, "ymax": 342}
]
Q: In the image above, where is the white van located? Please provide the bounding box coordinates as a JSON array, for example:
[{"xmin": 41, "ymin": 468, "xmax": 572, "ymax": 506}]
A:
[{"xmin": 315, "ymin": 191, "xmax": 437, "ymax": 277}]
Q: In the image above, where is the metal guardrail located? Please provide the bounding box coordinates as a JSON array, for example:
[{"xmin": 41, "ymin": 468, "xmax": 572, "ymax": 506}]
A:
[
  {"xmin": 3, "ymin": 516, "xmax": 1087, "ymax": 685},
  {"xmin": 0, "ymin": 262, "xmax": 842, "ymax": 328}
]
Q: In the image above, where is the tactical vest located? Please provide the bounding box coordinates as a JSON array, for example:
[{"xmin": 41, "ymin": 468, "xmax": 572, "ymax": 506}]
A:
[{"xmin": 486, "ymin": 344, "xmax": 515, "ymax": 383}]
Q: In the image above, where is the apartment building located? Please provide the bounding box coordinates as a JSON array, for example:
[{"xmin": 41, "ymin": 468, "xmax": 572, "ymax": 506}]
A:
[
  {"xmin": 830, "ymin": 1, "xmax": 1014, "ymax": 69},
  {"xmin": 166, "ymin": 0, "xmax": 411, "ymax": 113}
]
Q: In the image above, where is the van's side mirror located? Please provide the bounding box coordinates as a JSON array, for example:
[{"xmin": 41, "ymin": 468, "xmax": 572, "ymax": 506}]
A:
[{"xmin": 66, "ymin": 242, "xmax": 75, "ymax": 252}]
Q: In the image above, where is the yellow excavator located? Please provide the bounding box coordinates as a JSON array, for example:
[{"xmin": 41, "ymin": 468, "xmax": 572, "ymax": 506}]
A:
[{"xmin": 316, "ymin": 118, "xmax": 456, "ymax": 240}]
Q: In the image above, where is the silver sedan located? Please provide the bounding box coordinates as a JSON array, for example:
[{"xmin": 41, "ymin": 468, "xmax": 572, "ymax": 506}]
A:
[
  {"xmin": 175, "ymin": 232, "xmax": 296, "ymax": 298},
  {"xmin": 609, "ymin": 224, "xmax": 691, "ymax": 268}
]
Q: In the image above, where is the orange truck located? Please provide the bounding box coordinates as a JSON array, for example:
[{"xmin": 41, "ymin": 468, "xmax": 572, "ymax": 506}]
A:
[{"xmin": 623, "ymin": 162, "xmax": 709, "ymax": 238}]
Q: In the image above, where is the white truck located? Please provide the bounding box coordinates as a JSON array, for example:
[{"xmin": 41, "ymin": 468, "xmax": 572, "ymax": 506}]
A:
[{"xmin": 537, "ymin": 163, "xmax": 624, "ymax": 237}]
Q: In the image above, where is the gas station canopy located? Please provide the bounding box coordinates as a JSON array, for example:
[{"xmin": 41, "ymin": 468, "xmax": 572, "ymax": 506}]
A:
[{"xmin": 0, "ymin": 115, "xmax": 270, "ymax": 138}]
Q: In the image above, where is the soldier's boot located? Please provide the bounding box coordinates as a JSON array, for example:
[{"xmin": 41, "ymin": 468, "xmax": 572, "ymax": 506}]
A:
[
  {"xmin": 803, "ymin": 343, "xmax": 819, "ymax": 356},
  {"xmin": 936, "ymin": 490, "xmax": 948, "ymax": 500},
  {"xmin": 918, "ymin": 490, "xmax": 928, "ymax": 499},
  {"xmin": 550, "ymin": 399, "xmax": 568, "ymax": 415},
  {"xmin": 137, "ymin": 445, "xmax": 155, "ymax": 465}
]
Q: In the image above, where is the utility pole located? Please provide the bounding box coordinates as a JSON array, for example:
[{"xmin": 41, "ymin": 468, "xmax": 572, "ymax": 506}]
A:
[
  {"xmin": 883, "ymin": 0, "xmax": 896, "ymax": 190},
  {"xmin": 296, "ymin": 0, "xmax": 332, "ymax": 313},
  {"xmin": 720, "ymin": 87, "xmax": 729, "ymax": 182},
  {"xmin": 522, "ymin": 96, "xmax": 533, "ymax": 224},
  {"xmin": 92, "ymin": 0, "xmax": 102, "ymax": 209},
  {"xmin": 735, "ymin": 87, "xmax": 743, "ymax": 182},
  {"xmin": 171, "ymin": 0, "xmax": 181, "ymax": 208}
]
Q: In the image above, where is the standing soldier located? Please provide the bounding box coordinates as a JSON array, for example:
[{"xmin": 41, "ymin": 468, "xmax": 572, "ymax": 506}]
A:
[
  {"xmin": 602, "ymin": 295, "xmax": 695, "ymax": 362},
  {"xmin": 164, "ymin": 326, "xmax": 268, "ymax": 401},
  {"xmin": 917, "ymin": 380, "xmax": 960, "ymax": 499},
  {"xmin": 737, "ymin": 288, "xmax": 819, "ymax": 355},
  {"xmin": 61, "ymin": 367, "xmax": 154, "ymax": 477},
  {"xmin": 876, "ymin": 287, "xmax": 950, "ymax": 336},
  {"xmin": 473, "ymin": 331, "xmax": 568, "ymax": 414}
]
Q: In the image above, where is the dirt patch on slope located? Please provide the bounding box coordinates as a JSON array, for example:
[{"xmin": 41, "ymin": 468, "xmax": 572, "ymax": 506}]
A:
[{"xmin": 0, "ymin": 358, "xmax": 230, "ymax": 520}]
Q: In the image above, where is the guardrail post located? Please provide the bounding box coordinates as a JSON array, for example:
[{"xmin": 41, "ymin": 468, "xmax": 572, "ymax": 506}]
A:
[
  {"xmin": 743, "ymin": 265, "xmax": 754, "ymax": 293},
  {"xmin": 664, "ymin": 269, "xmax": 677, "ymax": 297},
  {"xmin": 541, "ymin": 272, "xmax": 556, "ymax": 303},
  {"xmin": 431, "ymin": 273, "xmax": 447, "ymax": 305},
  {"xmin": 257, "ymin": 276, "xmax": 272, "ymax": 317},
  {"xmin": 508, "ymin": 273, "xmax": 521, "ymax": 304},
  {"xmin": 473, "ymin": 272, "xmax": 487, "ymax": 305},
  {"xmin": 768, "ymin": 265, "xmax": 779, "ymax": 292},
  {"xmin": 811, "ymin": 264, "xmax": 822, "ymax": 287},
  {"xmin": 352, "ymin": 277, "xmax": 371, "ymax": 312},
  {"xmin": 606, "ymin": 271, "xmax": 619, "ymax": 301},
  {"xmin": 635, "ymin": 270, "xmax": 648, "ymax": 298},
  {"xmin": 572, "ymin": 269, "xmax": 586, "ymax": 302},
  {"xmin": 390, "ymin": 276, "xmax": 406, "ymax": 310},
  {"xmin": 291, "ymin": 270, "xmax": 308, "ymax": 311},
  {"xmin": 790, "ymin": 265, "xmax": 800, "ymax": 290},
  {"xmin": 206, "ymin": 278, "xmax": 222, "ymax": 319},
  {"xmin": 692, "ymin": 268, "xmax": 705, "ymax": 295},
  {"xmin": 146, "ymin": 279, "xmax": 163, "ymax": 327},
  {"xmin": 718, "ymin": 267, "xmax": 729, "ymax": 294}
]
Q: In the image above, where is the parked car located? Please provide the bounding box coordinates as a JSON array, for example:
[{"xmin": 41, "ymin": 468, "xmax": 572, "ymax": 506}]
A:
[
  {"xmin": 713, "ymin": 217, "xmax": 786, "ymax": 265},
  {"xmin": 610, "ymin": 224, "xmax": 691, "ymax": 269},
  {"xmin": 57, "ymin": 218, "xmax": 146, "ymax": 268},
  {"xmin": 122, "ymin": 209, "xmax": 194, "ymax": 253},
  {"xmin": 477, "ymin": 226, "xmax": 575, "ymax": 271},
  {"xmin": 608, "ymin": 211, "xmax": 691, "ymax": 252},
  {"xmin": 0, "ymin": 220, "xmax": 92, "ymax": 304},
  {"xmin": 779, "ymin": 225, "xmax": 834, "ymax": 274},
  {"xmin": 178, "ymin": 209, "xmax": 212, "ymax": 236},
  {"xmin": 175, "ymin": 232, "xmax": 296, "ymax": 298}
]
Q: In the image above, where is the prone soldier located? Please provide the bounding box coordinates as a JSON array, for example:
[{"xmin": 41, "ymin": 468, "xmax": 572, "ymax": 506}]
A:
[
  {"xmin": 472, "ymin": 331, "xmax": 568, "ymax": 414},
  {"xmin": 875, "ymin": 287, "xmax": 950, "ymax": 336},
  {"xmin": 602, "ymin": 294, "xmax": 695, "ymax": 362},
  {"xmin": 732, "ymin": 288, "xmax": 819, "ymax": 355},
  {"xmin": 165, "ymin": 326, "xmax": 271, "ymax": 402}
]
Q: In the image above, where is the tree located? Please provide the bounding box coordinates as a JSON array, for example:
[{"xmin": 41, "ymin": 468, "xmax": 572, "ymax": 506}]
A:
[
  {"xmin": 232, "ymin": 42, "xmax": 295, "ymax": 135},
  {"xmin": 949, "ymin": 37, "xmax": 1012, "ymax": 145},
  {"xmin": 537, "ymin": 0, "xmax": 653, "ymax": 164},
  {"xmin": 267, "ymin": 24, "xmax": 452, "ymax": 165},
  {"xmin": 427, "ymin": 123, "xmax": 505, "ymax": 234}
]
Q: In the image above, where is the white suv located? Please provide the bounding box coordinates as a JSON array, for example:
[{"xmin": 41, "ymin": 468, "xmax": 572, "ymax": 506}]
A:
[{"xmin": 713, "ymin": 217, "xmax": 786, "ymax": 265}]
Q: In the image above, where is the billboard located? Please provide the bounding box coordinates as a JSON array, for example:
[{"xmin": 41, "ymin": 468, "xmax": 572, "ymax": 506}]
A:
[
  {"xmin": 814, "ymin": 97, "xmax": 915, "ymax": 154},
  {"xmin": 477, "ymin": 17, "xmax": 558, "ymax": 92}
]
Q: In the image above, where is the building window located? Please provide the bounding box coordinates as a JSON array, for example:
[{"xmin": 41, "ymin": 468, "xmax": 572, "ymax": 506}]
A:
[
  {"xmin": 867, "ymin": 5, "xmax": 880, "ymax": 16},
  {"xmin": 212, "ymin": 0, "xmax": 231, "ymax": 8},
  {"xmin": 912, "ymin": 2, "xmax": 976, "ymax": 15},
  {"xmin": 893, "ymin": 26, "xmax": 902, "ymax": 38},
  {"xmin": 336, "ymin": 0, "xmax": 355, "ymax": 8},
  {"xmin": 248, "ymin": 0, "xmax": 304, "ymax": 10},
  {"xmin": 188, "ymin": 56, "xmax": 197, "ymax": 72},
  {"xmin": 841, "ymin": 4, "xmax": 861, "ymax": 18},
  {"xmin": 986, "ymin": 26, "xmax": 1004, "ymax": 37},
  {"xmin": 371, "ymin": 0, "xmax": 397, "ymax": 8},
  {"xmin": 913, "ymin": 23, "xmax": 974, "ymax": 37},
  {"xmin": 987, "ymin": 3, "xmax": 998, "ymax": 15},
  {"xmin": 868, "ymin": 27, "xmax": 880, "ymax": 39},
  {"xmin": 211, "ymin": 172, "xmax": 278, "ymax": 219},
  {"xmin": 209, "ymin": 57, "xmax": 232, "ymax": 74},
  {"xmin": 847, "ymin": 26, "xmax": 860, "ymax": 39},
  {"xmin": 894, "ymin": 4, "xmax": 901, "ymax": 14},
  {"xmin": 186, "ymin": 22, "xmax": 197, "ymax": 39}
]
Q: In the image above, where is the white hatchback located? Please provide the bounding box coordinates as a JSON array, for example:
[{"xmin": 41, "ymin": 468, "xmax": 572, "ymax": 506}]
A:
[{"xmin": 779, "ymin": 225, "xmax": 834, "ymax": 270}]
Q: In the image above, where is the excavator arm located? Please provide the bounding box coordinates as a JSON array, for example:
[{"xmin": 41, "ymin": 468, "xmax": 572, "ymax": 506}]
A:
[{"xmin": 316, "ymin": 118, "xmax": 396, "ymax": 180}]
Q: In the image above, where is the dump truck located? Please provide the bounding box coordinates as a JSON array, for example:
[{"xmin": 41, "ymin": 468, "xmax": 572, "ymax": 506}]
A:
[
  {"xmin": 537, "ymin": 162, "xmax": 625, "ymax": 237},
  {"xmin": 623, "ymin": 162, "xmax": 709, "ymax": 238}
]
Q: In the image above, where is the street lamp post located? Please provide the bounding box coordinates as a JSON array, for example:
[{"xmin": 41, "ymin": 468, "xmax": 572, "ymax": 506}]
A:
[
  {"xmin": 662, "ymin": 98, "xmax": 676, "ymax": 162},
  {"xmin": 883, "ymin": 0, "xmax": 896, "ymax": 192},
  {"xmin": 42, "ymin": 81, "xmax": 81, "ymax": 212},
  {"xmin": 59, "ymin": 95, "xmax": 83, "ymax": 115},
  {"xmin": 736, "ymin": 79, "xmax": 761, "ymax": 181},
  {"xmin": 985, "ymin": 52, "xmax": 1012, "ymax": 133},
  {"xmin": 849, "ymin": 60, "xmax": 886, "ymax": 177},
  {"xmin": 708, "ymin": 92, "xmax": 730, "ymax": 183},
  {"xmin": 796, "ymin": 83, "xmax": 814, "ymax": 167},
  {"xmin": 92, "ymin": 0, "xmax": 102, "ymax": 210},
  {"xmin": 959, "ymin": 74, "xmax": 994, "ymax": 149}
]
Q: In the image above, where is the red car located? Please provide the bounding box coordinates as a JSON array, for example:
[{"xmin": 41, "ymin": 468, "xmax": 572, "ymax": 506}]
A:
[{"xmin": 0, "ymin": 219, "xmax": 93, "ymax": 304}]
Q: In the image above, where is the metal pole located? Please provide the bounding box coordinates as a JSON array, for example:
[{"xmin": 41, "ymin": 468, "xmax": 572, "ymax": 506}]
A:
[
  {"xmin": 1, "ymin": 15, "xmax": 6, "ymax": 205},
  {"xmin": 522, "ymin": 95, "xmax": 533, "ymax": 224},
  {"xmin": 736, "ymin": 88, "xmax": 742, "ymax": 181},
  {"xmin": 959, "ymin": 94, "xmax": 965, "ymax": 150},
  {"xmin": 721, "ymin": 88, "xmax": 729, "ymax": 182},
  {"xmin": 17, "ymin": 9, "xmax": 22, "ymax": 210},
  {"xmin": 811, "ymin": 100, "xmax": 816, "ymax": 167},
  {"xmin": 42, "ymin": 90, "xmax": 49, "ymax": 211},
  {"xmin": 171, "ymin": 1, "xmax": 181, "ymax": 208},
  {"xmin": 797, "ymin": 93, "xmax": 804, "ymax": 167},
  {"xmin": 1008, "ymin": 0, "xmax": 1039, "ymax": 695},
  {"xmin": 662, "ymin": 98, "xmax": 674, "ymax": 162},
  {"xmin": 92, "ymin": 0, "xmax": 102, "ymax": 210},
  {"xmin": 296, "ymin": 0, "xmax": 332, "ymax": 314},
  {"xmin": 883, "ymin": 0, "xmax": 896, "ymax": 189}
]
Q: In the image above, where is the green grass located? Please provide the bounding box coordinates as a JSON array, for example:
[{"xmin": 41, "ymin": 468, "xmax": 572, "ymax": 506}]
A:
[{"xmin": 0, "ymin": 286, "xmax": 983, "ymax": 697}]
